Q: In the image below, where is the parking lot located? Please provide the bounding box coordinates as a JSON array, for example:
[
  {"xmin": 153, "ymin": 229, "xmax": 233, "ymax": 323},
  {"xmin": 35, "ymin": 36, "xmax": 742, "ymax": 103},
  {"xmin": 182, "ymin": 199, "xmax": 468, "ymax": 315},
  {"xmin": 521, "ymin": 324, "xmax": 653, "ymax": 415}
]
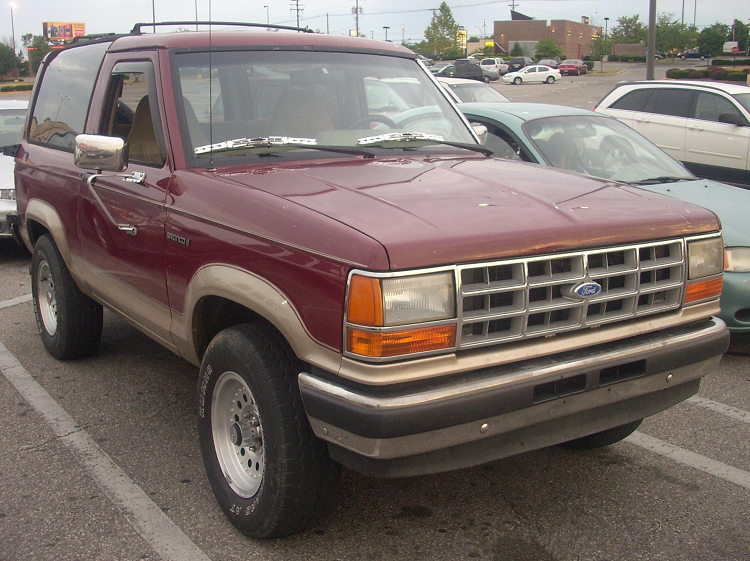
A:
[{"xmin": 1, "ymin": 59, "xmax": 749, "ymax": 560}]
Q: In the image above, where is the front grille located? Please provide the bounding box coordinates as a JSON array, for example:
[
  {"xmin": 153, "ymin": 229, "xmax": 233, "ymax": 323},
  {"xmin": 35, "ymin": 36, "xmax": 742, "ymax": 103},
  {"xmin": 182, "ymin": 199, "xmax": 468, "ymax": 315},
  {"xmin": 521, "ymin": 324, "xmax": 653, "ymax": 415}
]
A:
[{"xmin": 458, "ymin": 240, "xmax": 684, "ymax": 349}]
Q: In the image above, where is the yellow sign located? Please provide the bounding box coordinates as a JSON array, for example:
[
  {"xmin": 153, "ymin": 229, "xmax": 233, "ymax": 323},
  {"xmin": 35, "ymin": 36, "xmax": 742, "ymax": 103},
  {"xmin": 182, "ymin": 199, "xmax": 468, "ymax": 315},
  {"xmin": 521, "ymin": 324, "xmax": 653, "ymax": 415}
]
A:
[
  {"xmin": 43, "ymin": 22, "xmax": 86, "ymax": 44},
  {"xmin": 485, "ymin": 40, "xmax": 495, "ymax": 47}
]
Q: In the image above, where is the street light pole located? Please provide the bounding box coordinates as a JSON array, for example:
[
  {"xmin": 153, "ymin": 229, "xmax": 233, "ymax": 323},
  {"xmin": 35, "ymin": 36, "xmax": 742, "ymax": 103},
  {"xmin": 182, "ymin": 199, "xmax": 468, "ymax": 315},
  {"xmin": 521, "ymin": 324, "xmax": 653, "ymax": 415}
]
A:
[
  {"xmin": 9, "ymin": 3, "xmax": 17, "ymax": 56},
  {"xmin": 604, "ymin": 17, "xmax": 609, "ymax": 40},
  {"xmin": 263, "ymin": 5, "xmax": 269, "ymax": 30},
  {"xmin": 401, "ymin": 24, "xmax": 405, "ymax": 44},
  {"xmin": 383, "ymin": 26, "xmax": 389, "ymax": 41}
]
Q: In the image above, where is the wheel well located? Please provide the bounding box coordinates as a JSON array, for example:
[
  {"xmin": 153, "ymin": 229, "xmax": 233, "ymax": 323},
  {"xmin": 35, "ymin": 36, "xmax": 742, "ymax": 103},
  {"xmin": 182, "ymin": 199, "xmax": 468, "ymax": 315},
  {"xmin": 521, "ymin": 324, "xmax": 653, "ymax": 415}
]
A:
[
  {"xmin": 27, "ymin": 220, "xmax": 50, "ymax": 247},
  {"xmin": 192, "ymin": 296, "xmax": 284, "ymax": 360}
]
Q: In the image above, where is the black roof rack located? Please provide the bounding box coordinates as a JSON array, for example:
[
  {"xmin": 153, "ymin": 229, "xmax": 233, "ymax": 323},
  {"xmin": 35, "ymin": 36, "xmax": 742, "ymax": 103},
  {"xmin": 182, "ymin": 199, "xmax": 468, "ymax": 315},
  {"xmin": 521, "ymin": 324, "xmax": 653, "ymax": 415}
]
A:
[
  {"xmin": 130, "ymin": 21, "xmax": 313, "ymax": 35},
  {"xmin": 70, "ymin": 32, "xmax": 127, "ymax": 45}
]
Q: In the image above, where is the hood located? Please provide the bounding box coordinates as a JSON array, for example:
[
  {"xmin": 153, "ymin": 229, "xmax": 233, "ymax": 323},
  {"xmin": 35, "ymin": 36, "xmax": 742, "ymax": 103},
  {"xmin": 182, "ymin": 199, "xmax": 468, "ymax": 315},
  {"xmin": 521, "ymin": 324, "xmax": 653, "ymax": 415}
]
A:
[
  {"xmin": 0, "ymin": 154, "xmax": 16, "ymax": 190},
  {"xmin": 221, "ymin": 156, "xmax": 719, "ymax": 270},
  {"xmin": 636, "ymin": 178, "xmax": 749, "ymax": 247}
]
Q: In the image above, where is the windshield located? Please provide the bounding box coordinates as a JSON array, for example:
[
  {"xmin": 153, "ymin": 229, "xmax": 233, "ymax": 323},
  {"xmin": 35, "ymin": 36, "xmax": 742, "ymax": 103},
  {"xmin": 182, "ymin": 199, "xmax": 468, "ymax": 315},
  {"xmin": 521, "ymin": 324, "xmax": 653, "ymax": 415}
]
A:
[
  {"xmin": 0, "ymin": 109, "xmax": 26, "ymax": 147},
  {"xmin": 447, "ymin": 83, "xmax": 509, "ymax": 103},
  {"xmin": 174, "ymin": 50, "xmax": 475, "ymax": 166},
  {"xmin": 733, "ymin": 93, "xmax": 750, "ymax": 113},
  {"xmin": 523, "ymin": 115, "xmax": 694, "ymax": 183}
]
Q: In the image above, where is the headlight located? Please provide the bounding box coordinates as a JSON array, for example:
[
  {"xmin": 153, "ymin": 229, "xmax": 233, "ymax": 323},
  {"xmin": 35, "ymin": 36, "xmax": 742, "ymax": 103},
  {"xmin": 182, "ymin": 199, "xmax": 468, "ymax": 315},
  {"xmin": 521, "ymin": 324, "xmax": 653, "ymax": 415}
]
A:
[
  {"xmin": 684, "ymin": 237, "xmax": 724, "ymax": 304},
  {"xmin": 346, "ymin": 271, "xmax": 456, "ymax": 358},
  {"xmin": 687, "ymin": 237, "xmax": 723, "ymax": 279},
  {"xmin": 0, "ymin": 189, "xmax": 15, "ymax": 201},
  {"xmin": 725, "ymin": 247, "xmax": 750, "ymax": 273}
]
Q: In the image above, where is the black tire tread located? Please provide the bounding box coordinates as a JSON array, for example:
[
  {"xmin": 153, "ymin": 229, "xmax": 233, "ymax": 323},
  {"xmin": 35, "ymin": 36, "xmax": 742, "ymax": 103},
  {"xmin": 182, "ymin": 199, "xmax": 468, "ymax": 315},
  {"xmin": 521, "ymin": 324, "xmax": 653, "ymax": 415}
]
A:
[{"xmin": 32, "ymin": 234, "xmax": 103, "ymax": 360}]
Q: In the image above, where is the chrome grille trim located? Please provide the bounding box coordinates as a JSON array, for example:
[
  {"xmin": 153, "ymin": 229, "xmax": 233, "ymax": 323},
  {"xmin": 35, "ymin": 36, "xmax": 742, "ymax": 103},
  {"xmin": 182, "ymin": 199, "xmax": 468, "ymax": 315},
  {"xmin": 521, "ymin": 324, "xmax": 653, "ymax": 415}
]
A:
[{"xmin": 457, "ymin": 239, "xmax": 686, "ymax": 349}]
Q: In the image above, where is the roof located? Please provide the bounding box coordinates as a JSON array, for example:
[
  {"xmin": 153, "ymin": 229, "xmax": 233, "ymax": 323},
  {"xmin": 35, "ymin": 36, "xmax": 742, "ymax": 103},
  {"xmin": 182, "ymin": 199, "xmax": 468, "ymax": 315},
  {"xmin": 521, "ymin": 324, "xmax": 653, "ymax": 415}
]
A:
[
  {"xmin": 435, "ymin": 77, "xmax": 489, "ymax": 86},
  {"xmin": 103, "ymin": 29, "xmax": 414, "ymax": 56},
  {"xmin": 0, "ymin": 99, "xmax": 29, "ymax": 110},
  {"xmin": 458, "ymin": 102, "xmax": 595, "ymax": 121},
  {"xmin": 622, "ymin": 80, "xmax": 750, "ymax": 95}
]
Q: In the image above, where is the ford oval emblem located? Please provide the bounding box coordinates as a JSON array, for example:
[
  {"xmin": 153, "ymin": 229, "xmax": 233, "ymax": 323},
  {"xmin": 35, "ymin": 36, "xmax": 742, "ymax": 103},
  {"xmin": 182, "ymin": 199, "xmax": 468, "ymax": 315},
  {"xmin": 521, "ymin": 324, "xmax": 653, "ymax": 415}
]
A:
[{"xmin": 572, "ymin": 281, "xmax": 602, "ymax": 298}]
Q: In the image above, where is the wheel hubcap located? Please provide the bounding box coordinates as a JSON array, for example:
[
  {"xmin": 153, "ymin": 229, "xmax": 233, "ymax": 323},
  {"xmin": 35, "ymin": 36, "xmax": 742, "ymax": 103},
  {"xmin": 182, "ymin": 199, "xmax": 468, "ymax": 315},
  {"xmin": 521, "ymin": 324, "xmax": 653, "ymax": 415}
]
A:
[
  {"xmin": 36, "ymin": 260, "xmax": 58, "ymax": 336},
  {"xmin": 212, "ymin": 371, "xmax": 264, "ymax": 498}
]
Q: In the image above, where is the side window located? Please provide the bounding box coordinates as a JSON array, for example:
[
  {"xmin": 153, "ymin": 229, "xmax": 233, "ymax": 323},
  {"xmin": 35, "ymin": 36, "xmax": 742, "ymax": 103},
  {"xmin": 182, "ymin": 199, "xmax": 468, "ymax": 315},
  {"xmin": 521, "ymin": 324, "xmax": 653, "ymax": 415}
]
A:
[
  {"xmin": 102, "ymin": 62, "xmax": 165, "ymax": 167},
  {"xmin": 526, "ymin": 67, "xmax": 537, "ymax": 73},
  {"xmin": 647, "ymin": 89, "xmax": 694, "ymax": 117},
  {"xmin": 28, "ymin": 41, "xmax": 109, "ymax": 152},
  {"xmin": 694, "ymin": 92, "xmax": 747, "ymax": 124},
  {"xmin": 481, "ymin": 122, "xmax": 530, "ymax": 162},
  {"xmin": 609, "ymin": 88, "xmax": 653, "ymax": 112}
]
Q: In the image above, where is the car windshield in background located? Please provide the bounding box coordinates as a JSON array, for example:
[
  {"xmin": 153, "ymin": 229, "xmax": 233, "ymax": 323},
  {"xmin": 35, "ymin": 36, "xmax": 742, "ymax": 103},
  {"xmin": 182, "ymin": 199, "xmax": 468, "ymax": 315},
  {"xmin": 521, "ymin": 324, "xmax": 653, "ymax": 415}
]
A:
[
  {"xmin": 446, "ymin": 83, "xmax": 509, "ymax": 103},
  {"xmin": 733, "ymin": 93, "xmax": 750, "ymax": 113},
  {"xmin": 0, "ymin": 109, "xmax": 26, "ymax": 147},
  {"xmin": 175, "ymin": 50, "xmax": 475, "ymax": 166},
  {"xmin": 523, "ymin": 115, "xmax": 694, "ymax": 184}
]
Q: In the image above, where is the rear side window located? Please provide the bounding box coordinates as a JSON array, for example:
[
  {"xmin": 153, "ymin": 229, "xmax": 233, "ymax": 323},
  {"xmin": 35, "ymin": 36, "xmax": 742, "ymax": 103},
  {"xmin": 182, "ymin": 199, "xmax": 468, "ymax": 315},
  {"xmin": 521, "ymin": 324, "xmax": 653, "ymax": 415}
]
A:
[
  {"xmin": 28, "ymin": 42, "xmax": 108, "ymax": 152},
  {"xmin": 645, "ymin": 89, "xmax": 694, "ymax": 117},
  {"xmin": 609, "ymin": 88, "xmax": 653, "ymax": 111}
]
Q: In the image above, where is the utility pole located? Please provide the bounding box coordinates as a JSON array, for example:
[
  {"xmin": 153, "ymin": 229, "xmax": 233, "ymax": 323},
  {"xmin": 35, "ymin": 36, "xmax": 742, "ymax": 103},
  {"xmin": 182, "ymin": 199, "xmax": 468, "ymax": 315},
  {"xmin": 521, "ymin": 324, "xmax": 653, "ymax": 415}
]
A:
[
  {"xmin": 647, "ymin": 0, "xmax": 656, "ymax": 80},
  {"xmin": 383, "ymin": 26, "xmax": 389, "ymax": 41},
  {"xmin": 290, "ymin": 0, "xmax": 301, "ymax": 28},
  {"xmin": 355, "ymin": 0, "xmax": 360, "ymax": 37},
  {"xmin": 9, "ymin": 3, "xmax": 17, "ymax": 55},
  {"xmin": 327, "ymin": 13, "xmax": 330, "ymax": 34},
  {"xmin": 401, "ymin": 24, "xmax": 405, "ymax": 43}
]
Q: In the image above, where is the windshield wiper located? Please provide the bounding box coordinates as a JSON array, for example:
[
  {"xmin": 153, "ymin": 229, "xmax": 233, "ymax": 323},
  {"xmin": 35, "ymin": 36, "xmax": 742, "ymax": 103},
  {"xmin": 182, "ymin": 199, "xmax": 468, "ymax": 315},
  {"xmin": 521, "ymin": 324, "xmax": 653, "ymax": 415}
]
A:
[
  {"xmin": 626, "ymin": 176, "xmax": 697, "ymax": 185},
  {"xmin": 357, "ymin": 132, "xmax": 493, "ymax": 156},
  {"xmin": 195, "ymin": 136, "xmax": 375, "ymax": 158}
]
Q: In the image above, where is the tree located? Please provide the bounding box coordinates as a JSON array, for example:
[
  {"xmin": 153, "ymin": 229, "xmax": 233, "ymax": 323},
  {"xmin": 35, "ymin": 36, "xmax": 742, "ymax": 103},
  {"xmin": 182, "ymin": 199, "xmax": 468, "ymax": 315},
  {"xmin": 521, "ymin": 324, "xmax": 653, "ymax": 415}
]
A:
[
  {"xmin": 0, "ymin": 43, "xmax": 15, "ymax": 76},
  {"xmin": 534, "ymin": 38, "xmax": 561, "ymax": 59},
  {"xmin": 733, "ymin": 19, "xmax": 749, "ymax": 52},
  {"xmin": 655, "ymin": 13, "xmax": 698, "ymax": 53},
  {"xmin": 510, "ymin": 42, "xmax": 524, "ymax": 56},
  {"xmin": 698, "ymin": 23, "xmax": 730, "ymax": 56},
  {"xmin": 424, "ymin": 2, "xmax": 459, "ymax": 59},
  {"xmin": 590, "ymin": 35, "xmax": 611, "ymax": 59},
  {"xmin": 23, "ymin": 34, "xmax": 52, "ymax": 74},
  {"xmin": 610, "ymin": 15, "xmax": 647, "ymax": 44}
]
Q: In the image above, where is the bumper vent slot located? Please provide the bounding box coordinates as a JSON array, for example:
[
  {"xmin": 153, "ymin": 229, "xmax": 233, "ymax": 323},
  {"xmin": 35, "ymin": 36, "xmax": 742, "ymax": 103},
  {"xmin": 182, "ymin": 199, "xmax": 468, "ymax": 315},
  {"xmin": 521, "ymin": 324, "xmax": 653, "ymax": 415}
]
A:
[
  {"xmin": 599, "ymin": 359, "xmax": 647, "ymax": 386},
  {"xmin": 533, "ymin": 374, "xmax": 587, "ymax": 403}
]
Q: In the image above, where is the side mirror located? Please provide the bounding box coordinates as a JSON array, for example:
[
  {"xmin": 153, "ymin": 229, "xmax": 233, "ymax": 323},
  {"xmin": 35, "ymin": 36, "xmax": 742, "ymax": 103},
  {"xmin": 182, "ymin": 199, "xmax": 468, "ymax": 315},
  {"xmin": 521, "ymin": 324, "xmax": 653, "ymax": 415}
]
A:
[
  {"xmin": 471, "ymin": 124, "xmax": 488, "ymax": 144},
  {"xmin": 718, "ymin": 112, "xmax": 747, "ymax": 126},
  {"xmin": 74, "ymin": 134, "xmax": 129, "ymax": 172}
]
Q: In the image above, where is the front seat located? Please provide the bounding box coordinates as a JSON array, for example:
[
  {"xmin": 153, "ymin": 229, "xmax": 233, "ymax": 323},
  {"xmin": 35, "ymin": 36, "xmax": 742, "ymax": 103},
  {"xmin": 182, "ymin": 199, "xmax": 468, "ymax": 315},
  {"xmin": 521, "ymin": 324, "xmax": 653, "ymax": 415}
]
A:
[
  {"xmin": 127, "ymin": 96, "xmax": 163, "ymax": 166},
  {"xmin": 269, "ymin": 89, "xmax": 334, "ymax": 138}
]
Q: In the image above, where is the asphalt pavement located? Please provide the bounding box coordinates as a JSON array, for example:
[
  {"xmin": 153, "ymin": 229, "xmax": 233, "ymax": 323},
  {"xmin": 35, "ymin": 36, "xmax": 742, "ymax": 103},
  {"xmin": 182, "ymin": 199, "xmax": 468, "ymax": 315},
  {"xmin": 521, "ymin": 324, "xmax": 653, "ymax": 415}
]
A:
[{"xmin": 1, "ymin": 59, "xmax": 749, "ymax": 560}]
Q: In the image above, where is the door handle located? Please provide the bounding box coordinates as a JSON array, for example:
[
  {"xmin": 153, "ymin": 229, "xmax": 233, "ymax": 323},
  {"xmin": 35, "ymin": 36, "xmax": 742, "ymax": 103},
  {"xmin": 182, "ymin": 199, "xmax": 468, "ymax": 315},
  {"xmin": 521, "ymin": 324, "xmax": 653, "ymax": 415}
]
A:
[
  {"xmin": 636, "ymin": 118, "xmax": 650, "ymax": 123},
  {"xmin": 688, "ymin": 125, "xmax": 704, "ymax": 131}
]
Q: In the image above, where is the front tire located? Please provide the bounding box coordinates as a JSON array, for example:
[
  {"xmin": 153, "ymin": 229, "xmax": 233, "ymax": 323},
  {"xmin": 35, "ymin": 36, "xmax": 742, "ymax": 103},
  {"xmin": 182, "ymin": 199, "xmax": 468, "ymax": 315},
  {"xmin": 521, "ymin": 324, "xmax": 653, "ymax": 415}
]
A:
[
  {"xmin": 559, "ymin": 420, "xmax": 643, "ymax": 450},
  {"xmin": 513, "ymin": 77, "xmax": 522, "ymax": 85},
  {"xmin": 197, "ymin": 323, "xmax": 340, "ymax": 538},
  {"xmin": 546, "ymin": 76, "xmax": 555, "ymax": 84},
  {"xmin": 31, "ymin": 234, "xmax": 103, "ymax": 359}
]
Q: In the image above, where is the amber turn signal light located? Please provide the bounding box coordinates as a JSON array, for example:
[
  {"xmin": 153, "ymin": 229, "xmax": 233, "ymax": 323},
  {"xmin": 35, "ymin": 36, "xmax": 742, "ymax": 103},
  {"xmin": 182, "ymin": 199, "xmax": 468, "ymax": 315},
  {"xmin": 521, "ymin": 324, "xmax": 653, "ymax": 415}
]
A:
[
  {"xmin": 347, "ymin": 275, "xmax": 383, "ymax": 327},
  {"xmin": 684, "ymin": 277, "xmax": 723, "ymax": 304},
  {"xmin": 347, "ymin": 324, "xmax": 457, "ymax": 358}
]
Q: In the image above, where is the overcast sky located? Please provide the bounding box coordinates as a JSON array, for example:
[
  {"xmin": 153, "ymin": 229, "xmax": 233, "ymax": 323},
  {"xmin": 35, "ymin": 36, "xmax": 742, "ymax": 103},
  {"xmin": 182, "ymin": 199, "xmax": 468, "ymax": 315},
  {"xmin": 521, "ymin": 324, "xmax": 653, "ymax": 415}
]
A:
[{"xmin": 4, "ymin": 0, "xmax": 748, "ymax": 46}]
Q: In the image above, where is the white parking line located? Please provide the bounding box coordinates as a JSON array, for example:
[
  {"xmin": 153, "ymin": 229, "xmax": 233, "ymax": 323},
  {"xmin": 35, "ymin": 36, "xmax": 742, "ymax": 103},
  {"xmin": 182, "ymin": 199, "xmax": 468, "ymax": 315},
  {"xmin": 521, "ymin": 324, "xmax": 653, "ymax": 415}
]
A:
[
  {"xmin": 0, "ymin": 342, "xmax": 211, "ymax": 561},
  {"xmin": 629, "ymin": 431, "xmax": 750, "ymax": 491},
  {"xmin": 688, "ymin": 396, "xmax": 750, "ymax": 424},
  {"xmin": 0, "ymin": 293, "xmax": 32, "ymax": 309}
]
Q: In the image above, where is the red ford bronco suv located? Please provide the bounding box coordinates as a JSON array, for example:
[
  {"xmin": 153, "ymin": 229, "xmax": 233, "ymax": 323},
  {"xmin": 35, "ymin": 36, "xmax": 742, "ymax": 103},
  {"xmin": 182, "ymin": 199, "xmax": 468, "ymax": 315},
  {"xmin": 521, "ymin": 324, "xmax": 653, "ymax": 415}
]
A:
[{"xmin": 13, "ymin": 22, "xmax": 728, "ymax": 538}]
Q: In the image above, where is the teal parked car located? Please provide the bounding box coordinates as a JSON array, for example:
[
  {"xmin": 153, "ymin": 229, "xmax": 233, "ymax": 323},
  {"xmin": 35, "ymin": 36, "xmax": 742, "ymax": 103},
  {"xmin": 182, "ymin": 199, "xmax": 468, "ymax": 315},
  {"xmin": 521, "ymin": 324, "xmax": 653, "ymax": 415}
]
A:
[{"xmin": 459, "ymin": 102, "xmax": 750, "ymax": 331}]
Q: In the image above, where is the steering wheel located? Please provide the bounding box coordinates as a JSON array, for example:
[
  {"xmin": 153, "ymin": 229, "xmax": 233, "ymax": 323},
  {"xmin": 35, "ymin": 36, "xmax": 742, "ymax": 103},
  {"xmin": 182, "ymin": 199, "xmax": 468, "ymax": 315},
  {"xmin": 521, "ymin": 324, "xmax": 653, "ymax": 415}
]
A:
[
  {"xmin": 601, "ymin": 136, "xmax": 635, "ymax": 177},
  {"xmin": 348, "ymin": 114, "xmax": 397, "ymax": 129}
]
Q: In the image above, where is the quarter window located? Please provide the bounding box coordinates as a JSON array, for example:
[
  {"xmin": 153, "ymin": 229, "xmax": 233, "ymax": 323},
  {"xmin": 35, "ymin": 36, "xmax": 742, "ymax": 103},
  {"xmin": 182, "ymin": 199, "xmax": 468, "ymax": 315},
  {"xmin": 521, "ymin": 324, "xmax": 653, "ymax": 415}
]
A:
[
  {"xmin": 28, "ymin": 42, "xmax": 108, "ymax": 152},
  {"xmin": 609, "ymin": 89, "xmax": 653, "ymax": 112}
]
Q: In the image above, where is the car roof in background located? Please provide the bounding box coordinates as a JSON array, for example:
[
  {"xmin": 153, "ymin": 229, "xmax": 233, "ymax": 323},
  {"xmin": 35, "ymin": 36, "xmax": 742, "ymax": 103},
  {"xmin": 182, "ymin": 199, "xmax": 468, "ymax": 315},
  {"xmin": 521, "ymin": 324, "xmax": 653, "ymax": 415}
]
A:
[
  {"xmin": 610, "ymin": 80, "xmax": 750, "ymax": 95},
  {"xmin": 458, "ymin": 102, "xmax": 596, "ymax": 121},
  {"xmin": 436, "ymin": 77, "xmax": 492, "ymax": 86}
]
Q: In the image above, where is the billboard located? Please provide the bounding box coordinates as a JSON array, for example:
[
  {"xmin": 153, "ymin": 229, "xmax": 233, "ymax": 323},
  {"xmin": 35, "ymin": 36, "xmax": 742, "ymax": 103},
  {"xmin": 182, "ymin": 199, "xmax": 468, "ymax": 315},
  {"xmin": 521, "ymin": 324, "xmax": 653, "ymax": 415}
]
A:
[{"xmin": 43, "ymin": 22, "xmax": 86, "ymax": 44}]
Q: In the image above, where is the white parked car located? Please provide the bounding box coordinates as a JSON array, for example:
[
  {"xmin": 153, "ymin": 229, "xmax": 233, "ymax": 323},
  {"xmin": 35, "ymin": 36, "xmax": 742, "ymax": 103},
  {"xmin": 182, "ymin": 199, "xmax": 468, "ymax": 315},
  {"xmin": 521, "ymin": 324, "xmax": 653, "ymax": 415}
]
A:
[
  {"xmin": 595, "ymin": 81, "xmax": 750, "ymax": 185},
  {"xmin": 436, "ymin": 77, "xmax": 510, "ymax": 104},
  {"xmin": 503, "ymin": 65, "xmax": 561, "ymax": 85},
  {"xmin": 0, "ymin": 99, "xmax": 27, "ymax": 242}
]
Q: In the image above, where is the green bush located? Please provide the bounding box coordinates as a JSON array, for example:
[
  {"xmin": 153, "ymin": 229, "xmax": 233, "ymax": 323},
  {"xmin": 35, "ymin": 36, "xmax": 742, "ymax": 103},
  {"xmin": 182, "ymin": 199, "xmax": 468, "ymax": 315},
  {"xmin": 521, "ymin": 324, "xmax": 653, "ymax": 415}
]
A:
[
  {"xmin": 711, "ymin": 58, "xmax": 750, "ymax": 65},
  {"xmin": 0, "ymin": 85, "xmax": 14, "ymax": 92},
  {"xmin": 666, "ymin": 68, "xmax": 690, "ymax": 78},
  {"xmin": 687, "ymin": 70, "xmax": 703, "ymax": 79},
  {"xmin": 585, "ymin": 61, "xmax": 594, "ymax": 70},
  {"xmin": 727, "ymin": 71, "xmax": 746, "ymax": 81},
  {"xmin": 700, "ymin": 69, "xmax": 711, "ymax": 78},
  {"xmin": 608, "ymin": 55, "xmax": 620, "ymax": 61},
  {"xmin": 742, "ymin": 67, "xmax": 750, "ymax": 75},
  {"xmin": 15, "ymin": 84, "xmax": 32, "ymax": 91}
]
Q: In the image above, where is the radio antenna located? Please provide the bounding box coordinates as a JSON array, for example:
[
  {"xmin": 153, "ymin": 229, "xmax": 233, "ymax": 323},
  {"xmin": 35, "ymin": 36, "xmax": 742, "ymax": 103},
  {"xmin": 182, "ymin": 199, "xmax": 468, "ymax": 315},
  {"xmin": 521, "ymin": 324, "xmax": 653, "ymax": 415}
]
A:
[{"xmin": 208, "ymin": 0, "xmax": 215, "ymax": 170}]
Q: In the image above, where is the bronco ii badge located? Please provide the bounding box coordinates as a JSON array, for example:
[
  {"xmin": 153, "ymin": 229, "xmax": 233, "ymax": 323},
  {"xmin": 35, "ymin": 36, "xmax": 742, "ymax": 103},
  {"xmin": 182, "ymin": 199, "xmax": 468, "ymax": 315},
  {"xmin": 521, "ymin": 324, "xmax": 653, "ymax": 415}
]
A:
[{"xmin": 571, "ymin": 281, "xmax": 602, "ymax": 298}]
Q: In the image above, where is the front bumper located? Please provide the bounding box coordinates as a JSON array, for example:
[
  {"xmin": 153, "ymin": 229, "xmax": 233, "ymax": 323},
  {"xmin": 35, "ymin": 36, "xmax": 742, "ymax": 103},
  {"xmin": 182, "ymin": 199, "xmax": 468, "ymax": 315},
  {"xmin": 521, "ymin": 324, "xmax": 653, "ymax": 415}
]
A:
[
  {"xmin": 720, "ymin": 271, "xmax": 750, "ymax": 331},
  {"xmin": 299, "ymin": 318, "xmax": 728, "ymax": 477},
  {"xmin": 0, "ymin": 199, "xmax": 16, "ymax": 238}
]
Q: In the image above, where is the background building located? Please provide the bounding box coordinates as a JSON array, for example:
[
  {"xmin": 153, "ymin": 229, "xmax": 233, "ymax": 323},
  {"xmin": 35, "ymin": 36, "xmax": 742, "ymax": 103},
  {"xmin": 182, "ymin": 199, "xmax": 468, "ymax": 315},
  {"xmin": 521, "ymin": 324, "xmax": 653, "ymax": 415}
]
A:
[{"xmin": 494, "ymin": 17, "xmax": 601, "ymax": 59}]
